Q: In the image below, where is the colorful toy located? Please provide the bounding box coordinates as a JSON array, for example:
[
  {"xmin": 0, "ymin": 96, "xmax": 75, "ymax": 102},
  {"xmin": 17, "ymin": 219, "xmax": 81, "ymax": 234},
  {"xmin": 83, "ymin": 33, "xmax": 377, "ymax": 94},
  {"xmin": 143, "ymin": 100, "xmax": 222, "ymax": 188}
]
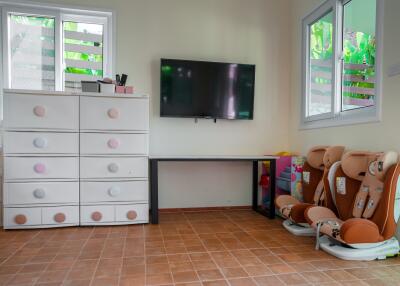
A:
[
  {"xmin": 259, "ymin": 161, "xmax": 271, "ymax": 207},
  {"xmin": 291, "ymin": 157, "xmax": 305, "ymax": 201},
  {"xmin": 260, "ymin": 154, "xmax": 305, "ymax": 210}
]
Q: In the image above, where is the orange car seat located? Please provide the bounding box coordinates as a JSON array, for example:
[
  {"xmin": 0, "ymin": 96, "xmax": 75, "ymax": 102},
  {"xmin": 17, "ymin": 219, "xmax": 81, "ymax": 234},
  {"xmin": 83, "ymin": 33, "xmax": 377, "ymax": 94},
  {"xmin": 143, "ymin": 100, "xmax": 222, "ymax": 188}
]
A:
[
  {"xmin": 275, "ymin": 145, "xmax": 344, "ymax": 235},
  {"xmin": 305, "ymin": 150, "xmax": 400, "ymax": 260}
]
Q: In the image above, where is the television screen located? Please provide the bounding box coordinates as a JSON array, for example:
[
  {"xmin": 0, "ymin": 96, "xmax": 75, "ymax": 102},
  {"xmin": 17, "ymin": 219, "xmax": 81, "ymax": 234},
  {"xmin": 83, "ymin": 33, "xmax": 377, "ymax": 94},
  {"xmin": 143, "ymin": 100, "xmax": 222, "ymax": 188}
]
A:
[{"xmin": 160, "ymin": 59, "xmax": 255, "ymax": 120}]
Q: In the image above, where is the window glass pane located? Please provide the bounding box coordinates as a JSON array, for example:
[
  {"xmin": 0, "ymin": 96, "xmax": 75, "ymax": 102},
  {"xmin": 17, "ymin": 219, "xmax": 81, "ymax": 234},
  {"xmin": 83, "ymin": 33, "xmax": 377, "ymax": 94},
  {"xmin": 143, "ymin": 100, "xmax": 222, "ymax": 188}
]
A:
[
  {"xmin": 342, "ymin": 0, "xmax": 376, "ymax": 111},
  {"xmin": 63, "ymin": 21, "xmax": 104, "ymax": 91},
  {"xmin": 9, "ymin": 15, "xmax": 55, "ymax": 90},
  {"xmin": 308, "ymin": 11, "xmax": 333, "ymax": 117}
]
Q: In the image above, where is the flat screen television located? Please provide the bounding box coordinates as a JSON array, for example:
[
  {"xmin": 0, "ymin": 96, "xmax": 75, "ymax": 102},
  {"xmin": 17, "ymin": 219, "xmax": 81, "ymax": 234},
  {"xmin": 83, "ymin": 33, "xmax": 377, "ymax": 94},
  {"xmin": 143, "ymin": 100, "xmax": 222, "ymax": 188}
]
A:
[{"xmin": 160, "ymin": 59, "xmax": 255, "ymax": 120}]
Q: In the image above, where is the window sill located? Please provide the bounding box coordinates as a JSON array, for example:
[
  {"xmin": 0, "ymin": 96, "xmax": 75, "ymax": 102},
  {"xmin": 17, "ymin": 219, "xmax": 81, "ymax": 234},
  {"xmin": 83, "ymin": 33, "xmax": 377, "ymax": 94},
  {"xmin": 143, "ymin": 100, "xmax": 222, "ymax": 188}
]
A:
[{"xmin": 299, "ymin": 113, "xmax": 381, "ymax": 130}]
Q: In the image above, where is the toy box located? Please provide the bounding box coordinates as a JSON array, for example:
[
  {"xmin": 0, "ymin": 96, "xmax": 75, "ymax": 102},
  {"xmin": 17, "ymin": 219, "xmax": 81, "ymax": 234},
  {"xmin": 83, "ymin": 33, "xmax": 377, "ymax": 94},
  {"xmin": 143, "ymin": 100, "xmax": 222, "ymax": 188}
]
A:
[{"xmin": 259, "ymin": 156, "xmax": 305, "ymax": 209}]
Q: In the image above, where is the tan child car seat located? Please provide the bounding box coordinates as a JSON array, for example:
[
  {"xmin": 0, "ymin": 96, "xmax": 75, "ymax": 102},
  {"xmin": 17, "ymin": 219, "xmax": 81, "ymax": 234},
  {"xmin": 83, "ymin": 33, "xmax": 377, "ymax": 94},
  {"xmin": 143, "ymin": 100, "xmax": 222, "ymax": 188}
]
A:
[
  {"xmin": 305, "ymin": 150, "xmax": 400, "ymax": 260},
  {"xmin": 275, "ymin": 145, "xmax": 344, "ymax": 235}
]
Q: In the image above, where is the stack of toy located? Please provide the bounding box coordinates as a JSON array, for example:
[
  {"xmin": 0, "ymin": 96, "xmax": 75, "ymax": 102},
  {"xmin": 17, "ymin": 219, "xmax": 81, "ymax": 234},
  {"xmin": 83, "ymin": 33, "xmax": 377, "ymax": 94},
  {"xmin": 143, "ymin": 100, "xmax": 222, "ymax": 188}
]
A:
[{"xmin": 259, "ymin": 152, "xmax": 305, "ymax": 210}]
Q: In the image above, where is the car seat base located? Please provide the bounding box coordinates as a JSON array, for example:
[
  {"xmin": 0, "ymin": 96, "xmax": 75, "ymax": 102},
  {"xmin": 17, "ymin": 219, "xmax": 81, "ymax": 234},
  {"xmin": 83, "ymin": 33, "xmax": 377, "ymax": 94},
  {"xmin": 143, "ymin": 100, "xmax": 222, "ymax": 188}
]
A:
[
  {"xmin": 282, "ymin": 219, "xmax": 316, "ymax": 236},
  {"xmin": 319, "ymin": 235, "xmax": 400, "ymax": 261}
]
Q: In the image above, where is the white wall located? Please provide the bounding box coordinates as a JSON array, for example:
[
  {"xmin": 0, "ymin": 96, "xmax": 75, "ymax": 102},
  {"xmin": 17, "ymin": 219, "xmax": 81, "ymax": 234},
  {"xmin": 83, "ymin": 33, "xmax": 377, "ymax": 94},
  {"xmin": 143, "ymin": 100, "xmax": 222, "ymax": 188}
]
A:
[
  {"xmin": 158, "ymin": 162, "xmax": 252, "ymax": 208},
  {"xmin": 289, "ymin": 0, "xmax": 400, "ymax": 155},
  {"xmin": 38, "ymin": 0, "xmax": 292, "ymax": 208},
  {"xmin": 9, "ymin": 0, "xmax": 399, "ymax": 208}
]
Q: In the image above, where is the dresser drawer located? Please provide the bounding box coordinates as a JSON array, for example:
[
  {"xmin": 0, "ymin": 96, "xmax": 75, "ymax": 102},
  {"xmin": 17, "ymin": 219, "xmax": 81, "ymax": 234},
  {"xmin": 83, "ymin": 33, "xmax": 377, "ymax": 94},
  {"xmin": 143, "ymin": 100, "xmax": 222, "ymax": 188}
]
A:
[
  {"xmin": 4, "ymin": 207, "xmax": 42, "ymax": 227},
  {"xmin": 4, "ymin": 132, "xmax": 78, "ymax": 155},
  {"xmin": 4, "ymin": 206, "xmax": 79, "ymax": 228},
  {"xmin": 80, "ymin": 205, "xmax": 115, "ymax": 223},
  {"xmin": 80, "ymin": 181, "xmax": 148, "ymax": 203},
  {"xmin": 4, "ymin": 157, "xmax": 79, "ymax": 181},
  {"xmin": 4, "ymin": 94, "xmax": 78, "ymax": 130},
  {"xmin": 80, "ymin": 157, "xmax": 148, "ymax": 179},
  {"xmin": 115, "ymin": 204, "xmax": 148, "ymax": 223},
  {"xmin": 4, "ymin": 182, "xmax": 79, "ymax": 205},
  {"xmin": 80, "ymin": 133, "xmax": 148, "ymax": 155},
  {"xmin": 80, "ymin": 96, "xmax": 149, "ymax": 131},
  {"xmin": 42, "ymin": 206, "xmax": 79, "ymax": 225}
]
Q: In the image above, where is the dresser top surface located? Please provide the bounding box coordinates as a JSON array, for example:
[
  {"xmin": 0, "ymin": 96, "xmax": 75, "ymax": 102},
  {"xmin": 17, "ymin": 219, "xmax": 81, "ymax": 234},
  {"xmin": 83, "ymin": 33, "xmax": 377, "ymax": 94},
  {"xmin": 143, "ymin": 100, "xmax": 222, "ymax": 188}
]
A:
[{"xmin": 3, "ymin": 89, "xmax": 149, "ymax": 99}]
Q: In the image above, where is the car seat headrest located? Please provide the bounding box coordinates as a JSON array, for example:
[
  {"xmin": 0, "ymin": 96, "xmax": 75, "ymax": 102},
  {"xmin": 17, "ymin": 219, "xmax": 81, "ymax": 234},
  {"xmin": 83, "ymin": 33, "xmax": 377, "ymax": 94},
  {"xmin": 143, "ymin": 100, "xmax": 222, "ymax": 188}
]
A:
[
  {"xmin": 341, "ymin": 151, "xmax": 370, "ymax": 181},
  {"xmin": 323, "ymin": 146, "xmax": 345, "ymax": 169},
  {"xmin": 307, "ymin": 146, "xmax": 329, "ymax": 170},
  {"xmin": 373, "ymin": 151, "xmax": 399, "ymax": 182}
]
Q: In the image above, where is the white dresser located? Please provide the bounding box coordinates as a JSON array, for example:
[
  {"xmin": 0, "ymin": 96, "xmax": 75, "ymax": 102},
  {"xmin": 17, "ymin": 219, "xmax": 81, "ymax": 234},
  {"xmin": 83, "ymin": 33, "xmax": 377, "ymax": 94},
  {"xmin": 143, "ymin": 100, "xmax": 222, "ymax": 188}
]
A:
[
  {"xmin": 79, "ymin": 93, "xmax": 149, "ymax": 225},
  {"xmin": 2, "ymin": 89, "xmax": 149, "ymax": 229}
]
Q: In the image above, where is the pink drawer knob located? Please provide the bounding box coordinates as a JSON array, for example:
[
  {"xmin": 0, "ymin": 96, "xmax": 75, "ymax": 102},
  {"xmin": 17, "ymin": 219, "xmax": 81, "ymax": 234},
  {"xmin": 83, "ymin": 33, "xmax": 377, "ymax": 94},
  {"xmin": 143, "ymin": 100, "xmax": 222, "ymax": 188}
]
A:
[
  {"xmin": 91, "ymin": 211, "xmax": 102, "ymax": 222},
  {"xmin": 33, "ymin": 188, "xmax": 45, "ymax": 199},
  {"xmin": 107, "ymin": 138, "xmax": 120, "ymax": 149},
  {"xmin": 34, "ymin": 163, "xmax": 46, "ymax": 174},
  {"xmin": 15, "ymin": 214, "xmax": 27, "ymax": 225},
  {"xmin": 33, "ymin": 105, "xmax": 46, "ymax": 117},
  {"xmin": 108, "ymin": 186, "xmax": 121, "ymax": 197},
  {"xmin": 54, "ymin": 213, "xmax": 66, "ymax": 223},
  {"xmin": 107, "ymin": 108, "xmax": 120, "ymax": 119},
  {"xmin": 33, "ymin": 137, "xmax": 48, "ymax": 149},
  {"xmin": 127, "ymin": 210, "xmax": 137, "ymax": 220},
  {"xmin": 108, "ymin": 163, "xmax": 119, "ymax": 173}
]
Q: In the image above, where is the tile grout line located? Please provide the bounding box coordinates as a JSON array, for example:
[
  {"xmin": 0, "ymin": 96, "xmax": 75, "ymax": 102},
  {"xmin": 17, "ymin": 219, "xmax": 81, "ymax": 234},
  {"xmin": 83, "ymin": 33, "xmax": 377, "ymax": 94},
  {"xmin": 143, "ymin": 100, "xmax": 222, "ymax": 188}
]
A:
[
  {"xmin": 32, "ymin": 229, "xmax": 69, "ymax": 285},
  {"xmin": 186, "ymin": 212, "xmax": 231, "ymax": 285},
  {"xmin": 180, "ymin": 212, "xmax": 206, "ymax": 285},
  {"xmin": 236, "ymin": 216, "xmax": 315, "ymax": 285},
  {"xmin": 152, "ymin": 212, "xmax": 400, "ymax": 285},
  {"xmin": 116, "ymin": 226, "xmax": 127, "ymax": 286},
  {"xmin": 1, "ymin": 210, "xmax": 400, "ymax": 285},
  {"xmin": 186, "ymin": 211, "xmax": 246, "ymax": 286},
  {"xmin": 224, "ymin": 211, "xmax": 276, "ymax": 286},
  {"xmin": 143, "ymin": 224, "xmax": 147, "ymax": 286},
  {"xmin": 163, "ymin": 221, "xmax": 178, "ymax": 286},
  {"xmin": 0, "ymin": 229, "xmax": 42, "ymax": 267},
  {"xmin": 61, "ymin": 226, "xmax": 96, "ymax": 285},
  {"xmin": 0, "ymin": 229, "xmax": 44, "ymax": 285},
  {"xmin": 88, "ymin": 227, "xmax": 109, "ymax": 286},
  {"xmin": 224, "ymin": 212, "xmax": 299, "ymax": 286}
]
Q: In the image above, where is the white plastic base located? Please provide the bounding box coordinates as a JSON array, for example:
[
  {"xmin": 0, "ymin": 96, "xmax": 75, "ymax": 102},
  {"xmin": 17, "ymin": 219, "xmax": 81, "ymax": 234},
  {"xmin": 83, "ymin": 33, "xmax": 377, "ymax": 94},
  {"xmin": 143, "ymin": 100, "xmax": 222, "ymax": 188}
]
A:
[
  {"xmin": 319, "ymin": 235, "xmax": 400, "ymax": 261},
  {"xmin": 282, "ymin": 219, "xmax": 316, "ymax": 236}
]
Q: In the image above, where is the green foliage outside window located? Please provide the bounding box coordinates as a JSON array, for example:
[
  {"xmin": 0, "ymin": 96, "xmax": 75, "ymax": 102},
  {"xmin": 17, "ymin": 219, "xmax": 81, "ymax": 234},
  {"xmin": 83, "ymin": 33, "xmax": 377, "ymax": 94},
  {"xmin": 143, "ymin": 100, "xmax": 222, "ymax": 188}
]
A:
[
  {"xmin": 64, "ymin": 21, "xmax": 104, "ymax": 77},
  {"xmin": 10, "ymin": 16, "xmax": 103, "ymax": 78},
  {"xmin": 310, "ymin": 17, "xmax": 376, "ymax": 100}
]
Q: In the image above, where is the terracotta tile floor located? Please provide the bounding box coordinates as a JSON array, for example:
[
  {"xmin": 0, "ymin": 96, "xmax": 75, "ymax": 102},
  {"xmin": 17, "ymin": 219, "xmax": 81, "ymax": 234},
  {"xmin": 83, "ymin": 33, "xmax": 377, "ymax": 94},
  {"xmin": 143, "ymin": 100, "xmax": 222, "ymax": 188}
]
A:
[{"xmin": 0, "ymin": 210, "xmax": 400, "ymax": 286}]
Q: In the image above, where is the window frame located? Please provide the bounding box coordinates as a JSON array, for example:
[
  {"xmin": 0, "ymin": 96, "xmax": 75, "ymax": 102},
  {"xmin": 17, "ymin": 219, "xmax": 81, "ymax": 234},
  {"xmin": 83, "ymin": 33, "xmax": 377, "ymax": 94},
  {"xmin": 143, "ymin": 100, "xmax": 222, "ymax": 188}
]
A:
[
  {"xmin": 0, "ymin": 0, "xmax": 114, "ymax": 92},
  {"xmin": 301, "ymin": 0, "xmax": 383, "ymax": 129},
  {"xmin": 61, "ymin": 13, "xmax": 112, "ymax": 90}
]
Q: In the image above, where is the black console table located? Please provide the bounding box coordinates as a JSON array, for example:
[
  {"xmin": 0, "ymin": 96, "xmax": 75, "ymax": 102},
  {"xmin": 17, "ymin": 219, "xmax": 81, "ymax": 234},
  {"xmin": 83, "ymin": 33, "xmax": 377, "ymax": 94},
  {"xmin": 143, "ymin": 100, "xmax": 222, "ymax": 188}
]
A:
[{"xmin": 149, "ymin": 155, "xmax": 277, "ymax": 224}]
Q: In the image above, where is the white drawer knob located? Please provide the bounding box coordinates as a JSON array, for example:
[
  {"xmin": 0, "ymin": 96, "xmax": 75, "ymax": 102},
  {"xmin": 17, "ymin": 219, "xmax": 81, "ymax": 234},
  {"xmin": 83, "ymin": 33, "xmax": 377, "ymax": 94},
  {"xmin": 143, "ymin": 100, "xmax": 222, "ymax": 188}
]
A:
[
  {"xmin": 108, "ymin": 163, "xmax": 119, "ymax": 173},
  {"xmin": 33, "ymin": 105, "xmax": 46, "ymax": 117},
  {"xmin": 108, "ymin": 186, "xmax": 121, "ymax": 197},
  {"xmin": 33, "ymin": 137, "xmax": 48, "ymax": 149},
  {"xmin": 107, "ymin": 138, "xmax": 120, "ymax": 149},
  {"xmin": 33, "ymin": 188, "xmax": 46, "ymax": 199},
  {"xmin": 127, "ymin": 210, "xmax": 137, "ymax": 220},
  {"xmin": 34, "ymin": 163, "xmax": 46, "ymax": 174},
  {"xmin": 54, "ymin": 213, "xmax": 66, "ymax": 223},
  {"xmin": 107, "ymin": 108, "xmax": 120, "ymax": 119},
  {"xmin": 14, "ymin": 214, "xmax": 27, "ymax": 225}
]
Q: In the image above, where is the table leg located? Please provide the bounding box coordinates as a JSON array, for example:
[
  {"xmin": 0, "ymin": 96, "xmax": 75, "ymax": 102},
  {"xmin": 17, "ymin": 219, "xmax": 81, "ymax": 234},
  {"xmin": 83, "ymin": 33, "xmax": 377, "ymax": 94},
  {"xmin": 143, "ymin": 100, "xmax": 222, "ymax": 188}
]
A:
[
  {"xmin": 268, "ymin": 159, "xmax": 276, "ymax": 219},
  {"xmin": 150, "ymin": 159, "xmax": 159, "ymax": 224},
  {"xmin": 252, "ymin": 161, "xmax": 258, "ymax": 211}
]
